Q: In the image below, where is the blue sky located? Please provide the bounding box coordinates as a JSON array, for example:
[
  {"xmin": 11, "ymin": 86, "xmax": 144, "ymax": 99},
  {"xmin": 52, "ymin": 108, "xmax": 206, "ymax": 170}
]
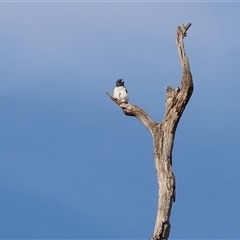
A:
[{"xmin": 1, "ymin": 1, "xmax": 240, "ymax": 239}]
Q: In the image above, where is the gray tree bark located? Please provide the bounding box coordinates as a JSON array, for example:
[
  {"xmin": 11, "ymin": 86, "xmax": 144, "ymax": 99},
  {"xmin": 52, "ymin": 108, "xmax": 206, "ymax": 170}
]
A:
[{"xmin": 106, "ymin": 23, "xmax": 193, "ymax": 240}]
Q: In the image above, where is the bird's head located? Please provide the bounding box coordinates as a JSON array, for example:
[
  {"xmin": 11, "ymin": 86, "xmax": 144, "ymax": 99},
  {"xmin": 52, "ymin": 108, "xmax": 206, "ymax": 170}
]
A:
[{"xmin": 116, "ymin": 79, "xmax": 124, "ymax": 87}]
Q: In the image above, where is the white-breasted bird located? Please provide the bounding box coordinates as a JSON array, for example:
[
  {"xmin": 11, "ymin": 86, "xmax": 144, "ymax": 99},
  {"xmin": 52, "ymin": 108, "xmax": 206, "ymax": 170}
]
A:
[{"xmin": 113, "ymin": 79, "xmax": 129, "ymax": 103}]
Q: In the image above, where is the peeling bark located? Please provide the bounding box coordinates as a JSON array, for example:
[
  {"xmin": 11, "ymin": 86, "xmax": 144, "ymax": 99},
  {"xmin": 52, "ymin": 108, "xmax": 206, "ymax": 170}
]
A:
[{"xmin": 106, "ymin": 23, "xmax": 193, "ymax": 240}]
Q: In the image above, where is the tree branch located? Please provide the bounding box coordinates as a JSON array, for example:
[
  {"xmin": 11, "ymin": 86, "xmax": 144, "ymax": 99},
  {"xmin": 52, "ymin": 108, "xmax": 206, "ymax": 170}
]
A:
[
  {"xmin": 164, "ymin": 23, "xmax": 193, "ymax": 120},
  {"xmin": 106, "ymin": 92, "xmax": 157, "ymax": 134},
  {"xmin": 176, "ymin": 23, "xmax": 193, "ymax": 89}
]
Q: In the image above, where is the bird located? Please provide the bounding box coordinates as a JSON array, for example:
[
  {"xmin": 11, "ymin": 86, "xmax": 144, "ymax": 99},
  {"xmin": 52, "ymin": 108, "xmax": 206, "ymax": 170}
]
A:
[{"xmin": 113, "ymin": 79, "xmax": 129, "ymax": 103}]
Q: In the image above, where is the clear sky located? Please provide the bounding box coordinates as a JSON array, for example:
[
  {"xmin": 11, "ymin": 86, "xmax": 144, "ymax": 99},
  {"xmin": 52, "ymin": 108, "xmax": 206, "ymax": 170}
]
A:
[{"xmin": 1, "ymin": 1, "xmax": 240, "ymax": 239}]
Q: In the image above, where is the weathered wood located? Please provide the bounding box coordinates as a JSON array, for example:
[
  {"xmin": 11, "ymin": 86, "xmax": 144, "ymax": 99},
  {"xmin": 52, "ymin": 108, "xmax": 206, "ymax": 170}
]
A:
[
  {"xmin": 105, "ymin": 92, "xmax": 157, "ymax": 134},
  {"xmin": 106, "ymin": 23, "xmax": 193, "ymax": 240},
  {"xmin": 152, "ymin": 23, "xmax": 193, "ymax": 240}
]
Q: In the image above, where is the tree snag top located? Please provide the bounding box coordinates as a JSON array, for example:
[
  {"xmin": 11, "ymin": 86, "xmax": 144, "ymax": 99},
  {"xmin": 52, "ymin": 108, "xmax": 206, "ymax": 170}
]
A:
[{"xmin": 106, "ymin": 23, "xmax": 193, "ymax": 240}]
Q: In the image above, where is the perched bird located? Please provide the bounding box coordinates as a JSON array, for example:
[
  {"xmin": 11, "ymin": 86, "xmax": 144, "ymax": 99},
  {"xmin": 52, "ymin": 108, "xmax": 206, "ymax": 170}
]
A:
[{"xmin": 113, "ymin": 79, "xmax": 129, "ymax": 103}]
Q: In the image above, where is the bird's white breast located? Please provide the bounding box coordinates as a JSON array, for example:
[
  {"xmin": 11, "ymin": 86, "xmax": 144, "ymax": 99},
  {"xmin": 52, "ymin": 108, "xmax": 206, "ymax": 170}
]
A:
[{"xmin": 113, "ymin": 86, "xmax": 129, "ymax": 103}]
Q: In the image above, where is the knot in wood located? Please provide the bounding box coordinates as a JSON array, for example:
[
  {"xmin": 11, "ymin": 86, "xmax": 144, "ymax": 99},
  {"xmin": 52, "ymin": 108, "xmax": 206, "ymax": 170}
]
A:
[
  {"xmin": 165, "ymin": 87, "xmax": 180, "ymax": 110},
  {"xmin": 166, "ymin": 86, "xmax": 175, "ymax": 98}
]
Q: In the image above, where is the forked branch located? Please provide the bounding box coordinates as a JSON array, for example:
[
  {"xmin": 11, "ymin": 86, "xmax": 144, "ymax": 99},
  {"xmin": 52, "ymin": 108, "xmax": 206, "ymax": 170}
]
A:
[{"xmin": 106, "ymin": 23, "xmax": 193, "ymax": 240}]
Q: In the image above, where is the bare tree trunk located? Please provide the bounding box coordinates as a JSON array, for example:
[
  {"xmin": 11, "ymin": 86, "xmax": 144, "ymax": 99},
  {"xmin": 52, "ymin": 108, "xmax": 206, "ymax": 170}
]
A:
[{"xmin": 106, "ymin": 23, "xmax": 193, "ymax": 240}]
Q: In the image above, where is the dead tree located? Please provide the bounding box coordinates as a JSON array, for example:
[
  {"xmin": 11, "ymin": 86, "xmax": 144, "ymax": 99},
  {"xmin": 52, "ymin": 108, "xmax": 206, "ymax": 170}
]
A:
[{"xmin": 106, "ymin": 23, "xmax": 193, "ymax": 240}]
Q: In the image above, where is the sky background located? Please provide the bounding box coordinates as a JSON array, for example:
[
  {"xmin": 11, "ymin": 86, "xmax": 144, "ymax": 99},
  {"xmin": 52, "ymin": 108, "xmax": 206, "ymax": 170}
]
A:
[{"xmin": 1, "ymin": 1, "xmax": 240, "ymax": 239}]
